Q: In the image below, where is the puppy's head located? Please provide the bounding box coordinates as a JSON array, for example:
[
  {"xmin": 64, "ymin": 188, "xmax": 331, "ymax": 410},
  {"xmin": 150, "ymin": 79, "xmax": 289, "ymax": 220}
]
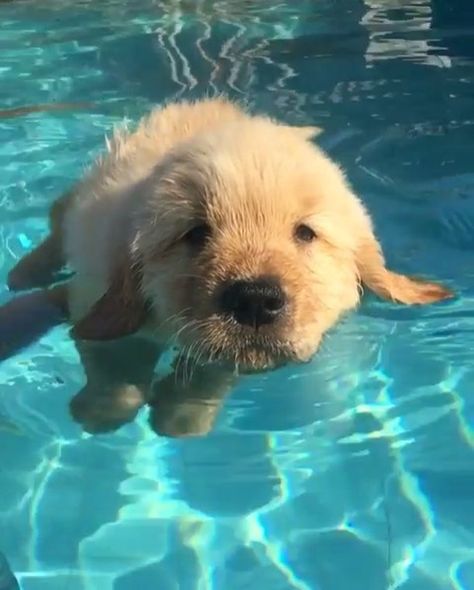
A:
[{"xmin": 73, "ymin": 117, "xmax": 452, "ymax": 370}]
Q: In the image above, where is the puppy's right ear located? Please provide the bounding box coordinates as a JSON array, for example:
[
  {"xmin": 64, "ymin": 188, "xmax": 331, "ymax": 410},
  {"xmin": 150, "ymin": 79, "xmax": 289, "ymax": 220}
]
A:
[
  {"xmin": 283, "ymin": 125, "xmax": 323, "ymax": 140},
  {"xmin": 356, "ymin": 225, "xmax": 453, "ymax": 305},
  {"xmin": 71, "ymin": 256, "xmax": 149, "ymax": 341}
]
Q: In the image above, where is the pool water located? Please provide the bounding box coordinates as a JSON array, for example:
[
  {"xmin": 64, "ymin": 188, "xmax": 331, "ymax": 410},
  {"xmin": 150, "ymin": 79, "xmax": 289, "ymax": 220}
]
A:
[{"xmin": 1, "ymin": 0, "xmax": 474, "ymax": 588}]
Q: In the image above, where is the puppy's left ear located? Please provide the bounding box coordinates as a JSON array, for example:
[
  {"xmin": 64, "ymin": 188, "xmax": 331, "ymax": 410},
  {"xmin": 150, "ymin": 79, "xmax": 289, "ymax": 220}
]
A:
[
  {"xmin": 356, "ymin": 225, "xmax": 453, "ymax": 305},
  {"xmin": 71, "ymin": 255, "xmax": 149, "ymax": 341}
]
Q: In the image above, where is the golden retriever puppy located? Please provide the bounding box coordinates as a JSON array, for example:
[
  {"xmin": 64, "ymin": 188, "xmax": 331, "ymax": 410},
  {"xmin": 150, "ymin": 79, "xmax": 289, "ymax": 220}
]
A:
[{"xmin": 6, "ymin": 97, "xmax": 452, "ymax": 436}]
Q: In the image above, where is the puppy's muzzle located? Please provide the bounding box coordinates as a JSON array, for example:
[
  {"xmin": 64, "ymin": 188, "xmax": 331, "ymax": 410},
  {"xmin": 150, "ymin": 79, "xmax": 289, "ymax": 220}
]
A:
[{"xmin": 218, "ymin": 277, "xmax": 287, "ymax": 329}]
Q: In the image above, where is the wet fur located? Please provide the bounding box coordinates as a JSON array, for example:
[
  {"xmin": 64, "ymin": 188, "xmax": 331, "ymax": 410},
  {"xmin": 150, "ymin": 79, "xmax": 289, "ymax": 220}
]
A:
[{"xmin": 5, "ymin": 97, "xmax": 452, "ymax": 436}]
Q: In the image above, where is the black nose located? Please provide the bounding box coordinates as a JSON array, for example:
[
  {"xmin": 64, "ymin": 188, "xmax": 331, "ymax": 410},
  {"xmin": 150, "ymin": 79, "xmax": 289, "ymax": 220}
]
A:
[{"xmin": 219, "ymin": 278, "xmax": 287, "ymax": 328}]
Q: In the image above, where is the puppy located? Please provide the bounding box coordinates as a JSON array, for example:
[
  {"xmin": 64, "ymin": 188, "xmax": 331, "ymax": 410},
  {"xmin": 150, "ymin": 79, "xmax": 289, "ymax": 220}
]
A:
[{"xmin": 6, "ymin": 97, "xmax": 452, "ymax": 436}]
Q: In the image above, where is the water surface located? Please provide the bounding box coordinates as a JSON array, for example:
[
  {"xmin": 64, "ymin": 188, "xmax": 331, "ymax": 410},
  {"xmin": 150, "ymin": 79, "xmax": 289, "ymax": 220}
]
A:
[{"xmin": 1, "ymin": 1, "xmax": 473, "ymax": 588}]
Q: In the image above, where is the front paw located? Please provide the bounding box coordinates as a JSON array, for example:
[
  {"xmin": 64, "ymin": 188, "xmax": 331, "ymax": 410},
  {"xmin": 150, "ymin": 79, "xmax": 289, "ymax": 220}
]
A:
[
  {"xmin": 148, "ymin": 375, "xmax": 225, "ymax": 438},
  {"xmin": 148, "ymin": 396, "xmax": 219, "ymax": 438},
  {"xmin": 70, "ymin": 384, "xmax": 145, "ymax": 434}
]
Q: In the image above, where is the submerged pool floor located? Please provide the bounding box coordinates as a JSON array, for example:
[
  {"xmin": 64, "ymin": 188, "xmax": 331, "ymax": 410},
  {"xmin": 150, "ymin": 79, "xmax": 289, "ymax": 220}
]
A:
[{"xmin": 1, "ymin": 0, "xmax": 474, "ymax": 589}]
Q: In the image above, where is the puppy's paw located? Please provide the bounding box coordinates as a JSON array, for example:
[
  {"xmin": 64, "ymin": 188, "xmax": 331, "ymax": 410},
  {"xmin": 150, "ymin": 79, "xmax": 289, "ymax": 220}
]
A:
[
  {"xmin": 148, "ymin": 397, "xmax": 217, "ymax": 438},
  {"xmin": 148, "ymin": 372, "xmax": 226, "ymax": 438},
  {"xmin": 69, "ymin": 384, "xmax": 145, "ymax": 434}
]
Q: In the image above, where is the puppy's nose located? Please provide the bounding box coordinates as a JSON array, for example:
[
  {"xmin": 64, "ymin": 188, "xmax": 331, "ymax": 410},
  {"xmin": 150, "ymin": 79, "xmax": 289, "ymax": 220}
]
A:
[{"xmin": 219, "ymin": 278, "xmax": 287, "ymax": 328}]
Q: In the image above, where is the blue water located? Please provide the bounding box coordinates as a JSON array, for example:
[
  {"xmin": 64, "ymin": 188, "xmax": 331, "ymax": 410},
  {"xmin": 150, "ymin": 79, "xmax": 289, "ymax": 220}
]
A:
[{"xmin": 1, "ymin": 0, "xmax": 474, "ymax": 588}]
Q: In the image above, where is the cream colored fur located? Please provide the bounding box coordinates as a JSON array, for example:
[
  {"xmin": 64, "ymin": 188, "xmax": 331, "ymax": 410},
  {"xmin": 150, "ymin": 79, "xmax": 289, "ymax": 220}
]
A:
[
  {"xmin": 5, "ymin": 97, "xmax": 452, "ymax": 436},
  {"xmin": 64, "ymin": 97, "xmax": 450, "ymax": 362}
]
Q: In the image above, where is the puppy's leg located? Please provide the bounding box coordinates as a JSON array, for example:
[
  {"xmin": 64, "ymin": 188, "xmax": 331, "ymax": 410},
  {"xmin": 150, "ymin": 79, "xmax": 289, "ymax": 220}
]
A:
[
  {"xmin": 149, "ymin": 362, "xmax": 236, "ymax": 438},
  {"xmin": 0, "ymin": 284, "xmax": 69, "ymax": 361},
  {"xmin": 8, "ymin": 188, "xmax": 75, "ymax": 291},
  {"xmin": 70, "ymin": 337, "xmax": 162, "ymax": 434}
]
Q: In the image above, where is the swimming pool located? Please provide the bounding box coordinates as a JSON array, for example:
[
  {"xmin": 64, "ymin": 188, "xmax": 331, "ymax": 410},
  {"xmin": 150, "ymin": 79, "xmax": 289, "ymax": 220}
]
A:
[{"xmin": 1, "ymin": 0, "xmax": 473, "ymax": 588}]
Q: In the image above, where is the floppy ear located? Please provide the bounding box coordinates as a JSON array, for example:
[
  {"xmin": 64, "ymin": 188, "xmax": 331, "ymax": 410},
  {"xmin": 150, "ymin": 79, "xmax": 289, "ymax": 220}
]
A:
[
  {"xmin": 283, "ymin": 125, "xmax": 323, "ymax": 140},
  {"xmin": 356, "ymin": 229, "xmax": 453, "ymax": 305},
  {"xmin": 71, "ymin": 256, "xmax": 149, "ymax": 341}
]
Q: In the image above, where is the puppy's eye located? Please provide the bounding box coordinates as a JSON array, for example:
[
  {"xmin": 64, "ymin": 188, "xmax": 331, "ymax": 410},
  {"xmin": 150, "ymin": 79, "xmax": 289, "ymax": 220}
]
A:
[
  {"xmin": 183, "ymin": 223, "xmax": 212, "ymax": 248},
  {"xmin": 294, "ymin": 224, "xmax": 317, "ymax": 243}
]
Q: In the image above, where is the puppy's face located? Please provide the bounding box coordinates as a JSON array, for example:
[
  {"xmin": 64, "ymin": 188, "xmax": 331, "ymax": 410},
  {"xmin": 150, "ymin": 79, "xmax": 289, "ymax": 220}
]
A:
[
  {"xmin": 137, "ymin": 122, "xmax": 368, "ymax": 370},
  {"xmin": 73, "ymin": 118, "xmax": 451, "ymax": 369}
]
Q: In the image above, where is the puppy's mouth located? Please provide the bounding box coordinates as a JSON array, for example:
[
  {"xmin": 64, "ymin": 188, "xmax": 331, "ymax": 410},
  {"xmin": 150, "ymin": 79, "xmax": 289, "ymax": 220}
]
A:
[
  {"xmin": 214, "ymin": 337, "xmax": 294, "ymax": 372},
  {"xmin": 176, "ymin": 316, "xmax": 298, "ymax": 372}
]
